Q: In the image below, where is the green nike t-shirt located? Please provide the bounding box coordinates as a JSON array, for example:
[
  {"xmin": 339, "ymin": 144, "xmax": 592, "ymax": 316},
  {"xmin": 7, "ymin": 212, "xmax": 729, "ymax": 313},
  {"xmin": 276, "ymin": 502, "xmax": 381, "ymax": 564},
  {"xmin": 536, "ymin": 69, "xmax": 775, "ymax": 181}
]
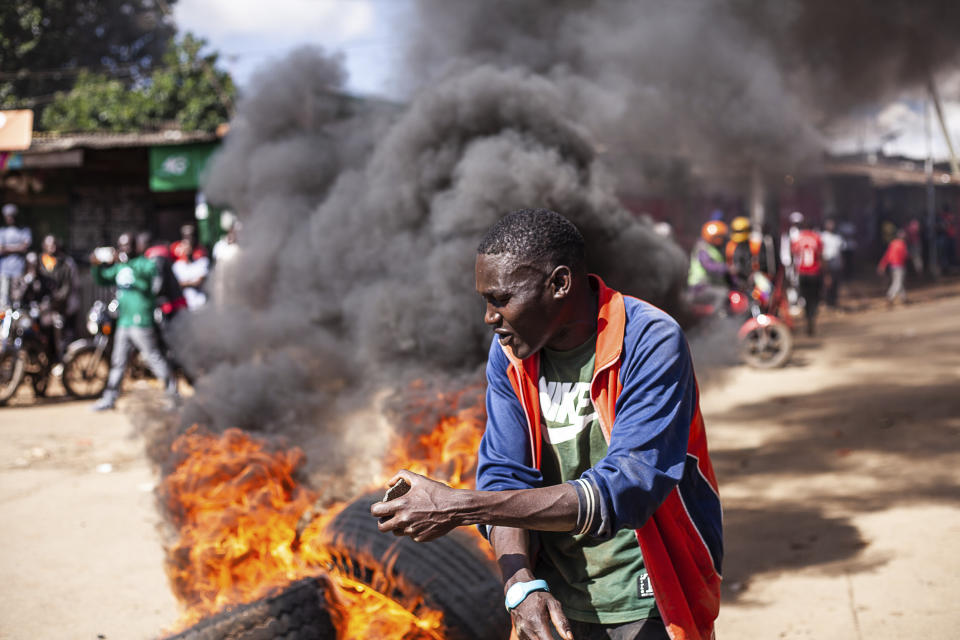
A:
[{"xmin": 535, "ymin": 335, "xmax": 659, "ymax": 624}]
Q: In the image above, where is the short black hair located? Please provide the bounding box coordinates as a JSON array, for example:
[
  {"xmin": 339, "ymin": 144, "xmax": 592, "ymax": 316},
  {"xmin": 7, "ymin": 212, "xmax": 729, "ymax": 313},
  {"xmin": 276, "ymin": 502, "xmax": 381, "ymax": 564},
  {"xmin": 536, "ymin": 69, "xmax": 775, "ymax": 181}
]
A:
[{"xmin": 477, "ymin": 208, "xmax": 585, "ymax": 270}]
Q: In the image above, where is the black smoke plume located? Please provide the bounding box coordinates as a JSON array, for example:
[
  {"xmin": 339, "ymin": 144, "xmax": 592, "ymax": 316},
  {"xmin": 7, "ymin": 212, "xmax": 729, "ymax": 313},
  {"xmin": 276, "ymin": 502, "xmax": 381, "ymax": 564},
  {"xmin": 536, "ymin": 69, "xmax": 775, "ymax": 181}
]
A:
[
  {"xmin": 405, "ymin": 0, "xmax": 960, "ymax": 173},
  {"xmin": 173, "ymin": 50, "xmax": 685, "ymax": 493},
  {"xmin": 169, "ymin": 2, "xmax": 960, "ymax": 495}
]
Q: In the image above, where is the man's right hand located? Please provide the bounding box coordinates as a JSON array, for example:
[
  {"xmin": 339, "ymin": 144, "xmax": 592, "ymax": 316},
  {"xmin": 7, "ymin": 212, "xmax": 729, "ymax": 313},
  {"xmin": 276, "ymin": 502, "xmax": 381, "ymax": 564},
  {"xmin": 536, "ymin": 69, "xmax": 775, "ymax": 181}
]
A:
[{"xmin": 510, "ymin": 590, "xmax": 572, "ymax": 640}]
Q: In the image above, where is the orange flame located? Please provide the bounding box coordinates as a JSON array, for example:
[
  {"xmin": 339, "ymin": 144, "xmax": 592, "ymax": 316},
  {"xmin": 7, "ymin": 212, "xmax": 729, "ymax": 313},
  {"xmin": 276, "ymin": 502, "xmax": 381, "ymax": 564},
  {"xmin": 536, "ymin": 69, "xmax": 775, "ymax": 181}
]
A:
[
  {"xmin": 384, "ymin": 404, "xmax": 484, "ymax": 491},
  {"xmin": 160, "ymin": 385, "xmax": 490, "ymax": 639}
]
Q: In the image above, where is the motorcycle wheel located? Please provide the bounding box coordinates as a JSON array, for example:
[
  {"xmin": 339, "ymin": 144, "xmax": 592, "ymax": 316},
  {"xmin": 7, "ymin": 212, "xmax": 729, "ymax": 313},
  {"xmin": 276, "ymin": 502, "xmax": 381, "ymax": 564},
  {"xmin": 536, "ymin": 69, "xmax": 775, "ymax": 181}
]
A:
[
  {"xmin": 0, "ymin": 347, "xmax": 25, "ymax": 405},
  {"xmin": 740, "ymin": 319, "xmax": 793, "ymax": 369},
  {"xmin": 62, "ymin": 344, "xmax": 110, "ymax": 399}
]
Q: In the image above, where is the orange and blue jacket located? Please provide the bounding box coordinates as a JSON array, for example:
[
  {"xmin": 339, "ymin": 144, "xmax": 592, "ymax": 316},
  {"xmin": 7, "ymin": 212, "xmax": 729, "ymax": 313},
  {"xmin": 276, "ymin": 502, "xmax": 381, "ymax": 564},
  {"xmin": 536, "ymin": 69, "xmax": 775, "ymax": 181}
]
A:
[{"xmin": 477, "ymin": 275, "xmax": 722, "ymax": 640}]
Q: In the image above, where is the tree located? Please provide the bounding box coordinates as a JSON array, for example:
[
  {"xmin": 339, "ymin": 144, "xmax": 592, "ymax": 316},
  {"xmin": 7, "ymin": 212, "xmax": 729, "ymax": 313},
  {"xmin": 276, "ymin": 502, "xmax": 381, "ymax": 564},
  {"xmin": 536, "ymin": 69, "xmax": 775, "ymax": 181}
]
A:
[
  {"xmin": 0, "ymin": 0, "xmax": 177, "ymax": 113},
  {"xmin": 40, "ymin": 34, "xmax": 235, "ymax": 133},
  {"xmin": 143, "ymin": 33, "xmax": 236, "ymax": 132}
]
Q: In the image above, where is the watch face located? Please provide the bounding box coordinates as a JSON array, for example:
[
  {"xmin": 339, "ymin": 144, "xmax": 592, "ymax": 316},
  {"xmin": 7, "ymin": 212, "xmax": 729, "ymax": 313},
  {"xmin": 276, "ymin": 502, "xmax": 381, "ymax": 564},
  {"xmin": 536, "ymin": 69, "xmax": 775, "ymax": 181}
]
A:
[{"xmin": 505, "ymin": 583, "xmax": 523, "ymax": 608}]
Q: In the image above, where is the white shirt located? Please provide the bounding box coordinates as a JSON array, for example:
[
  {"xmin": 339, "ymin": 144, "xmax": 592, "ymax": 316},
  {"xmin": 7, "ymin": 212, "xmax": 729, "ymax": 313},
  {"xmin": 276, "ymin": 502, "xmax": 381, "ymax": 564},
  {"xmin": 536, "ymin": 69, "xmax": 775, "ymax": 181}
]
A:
[
  {"xmin": 821, "ymin": 230, "xmax": 844, "ymax": 262},
  {"xmin": 172, "ymin": 257, "xmax": 210, "ymax": 309},
  {"xmin": 212, "ymin": 239, "xmax": 239, "ymax": 263}
]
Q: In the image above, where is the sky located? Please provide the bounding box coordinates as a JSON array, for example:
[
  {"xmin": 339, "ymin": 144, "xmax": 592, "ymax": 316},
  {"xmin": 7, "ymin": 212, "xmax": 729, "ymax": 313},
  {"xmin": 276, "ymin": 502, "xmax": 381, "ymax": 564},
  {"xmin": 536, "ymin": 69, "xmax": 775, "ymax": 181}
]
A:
[
  {"xmin": 173, "ymin": 0, "xmax": 960, "ymax": 163},
  {"xmin": 828, "ymin": 91, "xmax": 960, "ymax": 162},
  {"xmin": 173, "ymin": 0, "xmax": 411, "ymax": 99}
]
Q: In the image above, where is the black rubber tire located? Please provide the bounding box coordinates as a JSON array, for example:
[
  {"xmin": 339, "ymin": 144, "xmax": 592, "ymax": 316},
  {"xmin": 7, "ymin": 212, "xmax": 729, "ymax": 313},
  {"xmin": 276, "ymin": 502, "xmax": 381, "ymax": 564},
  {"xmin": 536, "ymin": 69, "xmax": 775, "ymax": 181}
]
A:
[
  {"xmin": 320, "ymin": 493, "xmax": 511, "ymax": 640},
  {"xmin": 0, "ymin": 347, "xmax": 25, "ymax": 405},
  {"xmin": 61, "ymin": 343, "xmax": 110, "ymax": 399},
  {"xmin": 162, "ymin": 576, "xmax": 337, "ymax": 640},
  {"xmin": 740, "ymin": 319, "xmax": 794, "ymax": 369}
]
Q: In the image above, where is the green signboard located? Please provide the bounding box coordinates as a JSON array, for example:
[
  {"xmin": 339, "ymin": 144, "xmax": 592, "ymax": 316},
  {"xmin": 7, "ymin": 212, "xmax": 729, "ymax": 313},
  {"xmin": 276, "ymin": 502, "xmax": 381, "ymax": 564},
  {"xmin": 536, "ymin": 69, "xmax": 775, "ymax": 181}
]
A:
[{"xmin": 149, "ymin": 142, "xmax": 218, "ymax": 192}]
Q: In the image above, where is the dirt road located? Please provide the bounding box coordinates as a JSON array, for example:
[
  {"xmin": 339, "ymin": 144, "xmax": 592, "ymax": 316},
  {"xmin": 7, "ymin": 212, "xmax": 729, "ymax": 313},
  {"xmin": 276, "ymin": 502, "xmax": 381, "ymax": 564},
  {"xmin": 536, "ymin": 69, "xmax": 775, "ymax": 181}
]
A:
[
  {"xmin": 706, "ymin": 282, "xmax": 960, "ymax": 639},
  {"xmin": 0, "ymin": 282, "xmax": 957, "ymax": 639},
  {"xmin": 0, "ymin": 391, "xmax": 179, "ymax": 640}
]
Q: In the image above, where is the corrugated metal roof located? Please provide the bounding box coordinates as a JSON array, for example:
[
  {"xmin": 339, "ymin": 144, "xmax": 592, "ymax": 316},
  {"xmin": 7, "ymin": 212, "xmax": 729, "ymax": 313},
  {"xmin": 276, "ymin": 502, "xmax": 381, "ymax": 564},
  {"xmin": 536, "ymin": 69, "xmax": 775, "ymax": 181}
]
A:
[{"xmin": 27, "ymin": 129, "xmax": 219, "ymax": 152}]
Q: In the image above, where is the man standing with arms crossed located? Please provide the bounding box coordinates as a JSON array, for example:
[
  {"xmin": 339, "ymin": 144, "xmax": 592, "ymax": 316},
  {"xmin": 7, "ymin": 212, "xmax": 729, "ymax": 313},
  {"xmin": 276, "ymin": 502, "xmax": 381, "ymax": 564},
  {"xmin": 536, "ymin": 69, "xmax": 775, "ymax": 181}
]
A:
[{"xmin": 373, "ymin": 209, "xmax": 722, "ymax": 640}]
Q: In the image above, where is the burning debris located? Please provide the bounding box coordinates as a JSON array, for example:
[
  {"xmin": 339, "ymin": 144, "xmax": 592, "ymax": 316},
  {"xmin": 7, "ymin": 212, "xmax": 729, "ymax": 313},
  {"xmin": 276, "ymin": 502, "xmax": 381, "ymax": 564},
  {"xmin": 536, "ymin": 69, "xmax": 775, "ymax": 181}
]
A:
[{"xmin": 159, "ymin": 390, "xmax": 506, "ymax": 640}]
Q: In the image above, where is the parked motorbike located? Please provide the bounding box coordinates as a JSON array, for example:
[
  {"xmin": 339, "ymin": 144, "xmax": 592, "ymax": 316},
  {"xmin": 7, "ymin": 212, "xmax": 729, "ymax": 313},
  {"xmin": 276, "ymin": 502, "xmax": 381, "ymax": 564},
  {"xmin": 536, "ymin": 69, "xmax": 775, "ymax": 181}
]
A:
[
  {"xmin": 0, "ymin": 301, "xmax": 62, "ymax": 405},
  {"xmin": 60, "ymin": 299, "xmax": 191, "ymax": 399},
  {"xmin": 59, "ymin": 299, "xmax": 114, "ymax": 399}
]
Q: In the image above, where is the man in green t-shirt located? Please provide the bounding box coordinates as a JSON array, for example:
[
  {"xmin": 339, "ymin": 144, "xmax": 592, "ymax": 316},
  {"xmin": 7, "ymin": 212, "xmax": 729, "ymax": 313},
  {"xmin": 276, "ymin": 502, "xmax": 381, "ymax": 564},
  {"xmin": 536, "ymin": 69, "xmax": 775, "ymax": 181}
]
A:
[
  {"xmin": 536, "ymin": 338, "xmax": 659, "ymax": 632},
  {"xmin": 90, "ymin": 232, "xmax": 179, "ymax": 411}
]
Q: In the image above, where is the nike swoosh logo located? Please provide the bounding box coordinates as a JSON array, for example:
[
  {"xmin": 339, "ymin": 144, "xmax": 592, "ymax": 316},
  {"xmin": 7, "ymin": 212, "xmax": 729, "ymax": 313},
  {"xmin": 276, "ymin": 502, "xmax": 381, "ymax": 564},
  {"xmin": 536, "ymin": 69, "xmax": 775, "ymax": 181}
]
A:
[{"xmin": 543, "ymin": 414, "xmax": 597, "ymax": 444}]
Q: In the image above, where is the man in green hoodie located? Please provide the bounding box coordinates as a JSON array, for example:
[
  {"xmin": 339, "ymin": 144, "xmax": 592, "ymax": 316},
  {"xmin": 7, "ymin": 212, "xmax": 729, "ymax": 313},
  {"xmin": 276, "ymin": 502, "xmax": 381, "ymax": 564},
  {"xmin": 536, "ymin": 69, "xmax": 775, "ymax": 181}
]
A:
[{"xmin": 90, "ymin": 232, "xmax": 179, "ymax": 411}]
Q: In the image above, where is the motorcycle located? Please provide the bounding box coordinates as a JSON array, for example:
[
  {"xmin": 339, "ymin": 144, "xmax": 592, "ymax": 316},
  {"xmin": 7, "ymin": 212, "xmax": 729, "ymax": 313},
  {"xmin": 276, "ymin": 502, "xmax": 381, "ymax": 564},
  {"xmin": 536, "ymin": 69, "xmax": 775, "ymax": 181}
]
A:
[
  {"xmin": 60, "ymin": 299, "xmax": 191, "ymax": 399},
  {"xmin": 59, "ymin": 299, "xmax": 114, "ymax": 399},
  {"xmin": 733, "ymin": 270, "xmax": 794, "ymax": 369},
  {"xmin": 687, "ymin": 269, "xmax": 794, "ymax": 369},
  {"xmin": 0, "ymin": 301, "xmax": 62, "ymax": 405}
]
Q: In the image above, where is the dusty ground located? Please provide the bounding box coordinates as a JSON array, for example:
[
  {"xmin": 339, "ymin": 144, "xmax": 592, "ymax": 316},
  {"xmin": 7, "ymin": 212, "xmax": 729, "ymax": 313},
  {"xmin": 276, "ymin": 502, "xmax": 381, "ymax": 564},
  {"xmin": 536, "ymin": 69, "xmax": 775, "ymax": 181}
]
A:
[
  {"xmin": 0, "ymin": 278, "xmax": 958, "ymax": 639},
  {"xmin": 706, "ymin": 279, "xmax": 960, "ymax": 639},
  {"xmin": 0, "ymin": 384, "xmax": 180, "ymax": 640}
]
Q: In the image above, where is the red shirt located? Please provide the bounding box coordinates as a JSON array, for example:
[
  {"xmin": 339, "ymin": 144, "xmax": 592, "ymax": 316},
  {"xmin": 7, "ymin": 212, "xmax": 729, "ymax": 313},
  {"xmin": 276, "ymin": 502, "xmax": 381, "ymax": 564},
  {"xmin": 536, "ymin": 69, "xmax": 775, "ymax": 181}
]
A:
[
  {"xmin": 170, "ymin": 240, "xmax": 208, "ymax": 262},
  {"xmin": 144, "ymin": 244, "xmax": 172, "ymax": 260},
  {"xmin": 878, "ymin": 238, "xmax": 908, "ymax": 270},
  {"xmin": 791, "ymin": 230, "xmax": 823, "ymax": 276}
]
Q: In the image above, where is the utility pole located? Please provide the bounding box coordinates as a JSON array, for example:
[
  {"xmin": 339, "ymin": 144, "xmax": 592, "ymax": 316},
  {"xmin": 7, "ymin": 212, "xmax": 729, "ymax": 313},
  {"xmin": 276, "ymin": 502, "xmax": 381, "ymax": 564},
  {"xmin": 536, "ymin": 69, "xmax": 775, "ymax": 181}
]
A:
[
  {"xmin": 925, "ymin": 99, "xmax": 939, "ymax": 277},
  {"xmin": 928, "ymin": 77, "xmax": 960, "ymax": 178}
]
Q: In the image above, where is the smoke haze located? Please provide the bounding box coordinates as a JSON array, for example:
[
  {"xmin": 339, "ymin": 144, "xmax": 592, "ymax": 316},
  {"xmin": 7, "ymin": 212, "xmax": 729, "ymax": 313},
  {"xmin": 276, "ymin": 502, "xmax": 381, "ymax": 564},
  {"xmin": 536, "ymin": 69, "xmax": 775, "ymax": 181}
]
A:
[
  {"xmin": 176, "ymin": 53, "xmax": 685, "ymax": 456},
  {"xmin": 405, "ymin": 0, "xmax": 960, "ymax": 170},
  {"xmin": 169, "ymin": 1, "xmax": 960, "ymax": 493}
]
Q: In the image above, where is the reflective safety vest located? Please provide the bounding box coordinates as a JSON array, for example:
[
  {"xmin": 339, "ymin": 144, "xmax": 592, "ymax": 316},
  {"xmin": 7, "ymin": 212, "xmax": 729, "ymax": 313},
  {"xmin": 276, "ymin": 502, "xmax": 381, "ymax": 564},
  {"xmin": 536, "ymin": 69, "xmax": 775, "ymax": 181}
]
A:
[{"xmin": 687, "ymin": 241, "xmax": 725, "ymax": 287}]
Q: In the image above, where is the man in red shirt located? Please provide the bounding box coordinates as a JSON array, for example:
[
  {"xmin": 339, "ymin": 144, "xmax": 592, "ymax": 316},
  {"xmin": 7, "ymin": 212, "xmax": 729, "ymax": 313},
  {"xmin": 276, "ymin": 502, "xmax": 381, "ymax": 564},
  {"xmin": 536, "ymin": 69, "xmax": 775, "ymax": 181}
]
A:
[
  {"xmin": 170, "ymin": 223, "xmax": 208, "ymax": 262},
  {"xmin": 878, "ymin": 229, "xmax": 909, "ymax": 305},
  {"xmin": 790, "ymin": 217, "xmax": 824, "ymax": 336}
]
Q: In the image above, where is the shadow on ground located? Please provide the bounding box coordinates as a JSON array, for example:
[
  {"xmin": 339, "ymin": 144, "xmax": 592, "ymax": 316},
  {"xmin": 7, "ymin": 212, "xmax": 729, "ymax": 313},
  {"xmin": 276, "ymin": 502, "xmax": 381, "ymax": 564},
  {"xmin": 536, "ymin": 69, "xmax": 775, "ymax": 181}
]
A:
[
  {"xmin": 720, "ymin": 507, "xmax": 879, "ymax": 601},
  {"xmin": 712, "ymin": 380, "xmax": 959, "ymax": 486},
  {"xmin": 714, "ymin": 378, "xmax": 960, "ymax": 602}
]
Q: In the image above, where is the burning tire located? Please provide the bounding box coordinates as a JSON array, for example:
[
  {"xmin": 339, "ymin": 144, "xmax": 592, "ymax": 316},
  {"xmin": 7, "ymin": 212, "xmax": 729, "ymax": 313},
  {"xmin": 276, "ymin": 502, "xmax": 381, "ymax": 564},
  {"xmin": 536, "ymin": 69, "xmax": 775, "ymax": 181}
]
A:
[
  {"xmin": 163, "ymin": 576, "xmax": 337, "ymax": 640},
  {"xmin": 321, "ymin": 493, "xmax": 511, "ymax": 640}
]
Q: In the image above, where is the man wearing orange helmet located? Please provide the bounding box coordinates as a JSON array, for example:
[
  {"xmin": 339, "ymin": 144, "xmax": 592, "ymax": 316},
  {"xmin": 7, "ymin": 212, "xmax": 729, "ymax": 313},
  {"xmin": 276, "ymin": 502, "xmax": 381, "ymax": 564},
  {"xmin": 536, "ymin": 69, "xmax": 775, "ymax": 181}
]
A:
[{"xmin": 687, "ymin": 220, "xmax": 730, "ymax": 310}]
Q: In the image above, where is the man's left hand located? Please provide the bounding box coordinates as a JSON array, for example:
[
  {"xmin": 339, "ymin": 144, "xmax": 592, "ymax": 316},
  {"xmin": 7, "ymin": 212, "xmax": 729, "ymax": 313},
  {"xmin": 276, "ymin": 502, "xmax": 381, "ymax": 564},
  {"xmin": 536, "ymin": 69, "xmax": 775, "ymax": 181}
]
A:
[{"xmin": 370, "ymin": 470, "xmax": 461, "ymax": 542}]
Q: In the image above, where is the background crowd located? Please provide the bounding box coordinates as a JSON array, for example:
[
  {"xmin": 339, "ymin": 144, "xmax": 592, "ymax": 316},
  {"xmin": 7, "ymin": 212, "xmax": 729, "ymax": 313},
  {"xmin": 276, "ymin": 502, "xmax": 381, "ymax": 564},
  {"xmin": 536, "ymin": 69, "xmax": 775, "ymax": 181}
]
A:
[
  {"xmin": 685, "ymin": 205, "xmax": 960, "ymax": 340},
  {"xmin": 3, "ymin": 193, "xmax": 959, "ymax": 407},
  {"xmin": 0, "ymin": 203, "xmax": 240, "ymax": 408}
]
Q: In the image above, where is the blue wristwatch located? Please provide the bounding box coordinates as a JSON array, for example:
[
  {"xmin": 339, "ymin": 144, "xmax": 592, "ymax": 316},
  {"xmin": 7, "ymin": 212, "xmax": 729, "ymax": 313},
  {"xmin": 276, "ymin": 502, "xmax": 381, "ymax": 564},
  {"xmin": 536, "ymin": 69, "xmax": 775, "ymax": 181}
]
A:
[{"xmin": 504, "ymin": 579, "xmax": 550, "ymax": 610}]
